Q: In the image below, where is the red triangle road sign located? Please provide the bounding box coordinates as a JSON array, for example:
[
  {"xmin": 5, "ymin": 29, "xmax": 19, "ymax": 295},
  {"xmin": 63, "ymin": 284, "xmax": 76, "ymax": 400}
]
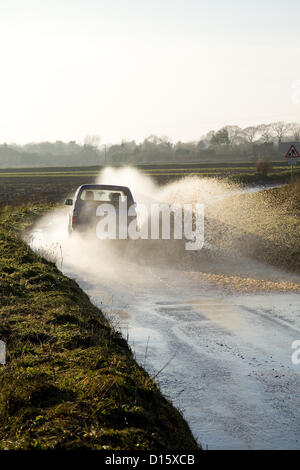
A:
[{"xmin": 285, "ymin": 144, "xmax": 300, "ymax": 158}]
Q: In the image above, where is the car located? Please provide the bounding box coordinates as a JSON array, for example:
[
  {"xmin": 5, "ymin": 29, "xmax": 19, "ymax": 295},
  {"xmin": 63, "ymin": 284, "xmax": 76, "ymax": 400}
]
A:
[{"xmin": 65, "ymin": 184, "xmax": 137, "ymax": 238}]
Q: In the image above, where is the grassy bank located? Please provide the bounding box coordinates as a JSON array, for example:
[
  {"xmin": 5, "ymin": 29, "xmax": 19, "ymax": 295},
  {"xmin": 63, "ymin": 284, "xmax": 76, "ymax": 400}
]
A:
[
  {"xmin": 0, "ymin": 206, "xmax": 198, "ymax": 450},
  {"xmin": 213, "ymin": 182, "xmax": 300, "ymax": 273},
  {"xmin": 227, "ymin": 169, "xmax": 300, "ymax": 186}
]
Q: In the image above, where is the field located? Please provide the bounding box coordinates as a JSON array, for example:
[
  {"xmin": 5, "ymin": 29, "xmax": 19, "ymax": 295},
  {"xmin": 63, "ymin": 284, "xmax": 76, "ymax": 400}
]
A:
[{"xmin": 0, "ymin": 162, "xmax": 299, "ymax": 206}]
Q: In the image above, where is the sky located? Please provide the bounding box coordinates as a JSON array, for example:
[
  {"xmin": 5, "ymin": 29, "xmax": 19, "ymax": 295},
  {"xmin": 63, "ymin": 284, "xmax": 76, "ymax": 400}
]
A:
[{"xmin": 0, "ymin": 0, "xmax": 300, "ymax": 145}]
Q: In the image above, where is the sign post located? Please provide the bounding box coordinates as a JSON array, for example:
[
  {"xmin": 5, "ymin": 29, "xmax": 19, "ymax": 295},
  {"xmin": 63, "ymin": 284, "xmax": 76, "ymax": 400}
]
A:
[
  {"xmin": 284, "ymin": 144, "xmax": 299, "ymax": 183},
  {"xmin": 0, "ymin": 340, "xmax": 5, "ymax": 366}
]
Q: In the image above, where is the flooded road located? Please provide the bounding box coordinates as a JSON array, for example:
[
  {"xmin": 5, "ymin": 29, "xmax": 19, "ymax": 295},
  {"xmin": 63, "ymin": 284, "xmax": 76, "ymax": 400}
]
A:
[{"xmin": 61, "ymin": 259, "xmax": 300, "ymax": 450}]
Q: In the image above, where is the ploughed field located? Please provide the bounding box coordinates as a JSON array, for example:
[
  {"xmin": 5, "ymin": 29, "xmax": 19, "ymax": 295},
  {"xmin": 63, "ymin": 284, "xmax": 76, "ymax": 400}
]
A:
[{"xmin": 0, "ymin": 162, "xmax": 299, "ymax": 206}]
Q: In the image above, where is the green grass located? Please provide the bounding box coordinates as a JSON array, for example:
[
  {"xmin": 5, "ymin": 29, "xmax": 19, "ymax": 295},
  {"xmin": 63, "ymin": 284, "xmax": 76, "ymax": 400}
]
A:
[
  {"xmin": 0, "ymin": 206, "xmax": 199, "ymax": 450},
  {"xmin": 228, "ymin": 169, "xmax": 300, "ymax": 185},
  {"xmin": 0, "ymin": 172, "xmax": 99, "ymax": 177}
]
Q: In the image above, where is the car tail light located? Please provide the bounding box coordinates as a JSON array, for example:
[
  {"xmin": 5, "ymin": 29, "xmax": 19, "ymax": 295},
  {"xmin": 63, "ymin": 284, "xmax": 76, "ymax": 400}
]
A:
[{"xmin": 72, "ymin": 215, "xmax": 78, "ymax": 225}]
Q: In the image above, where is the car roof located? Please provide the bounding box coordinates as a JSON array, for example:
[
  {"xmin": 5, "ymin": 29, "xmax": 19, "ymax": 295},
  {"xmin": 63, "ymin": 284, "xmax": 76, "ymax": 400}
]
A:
[
  {"xmin": 77, "ymin": 184, "xmax": 131, "ymax": 192},
  {"xmin": 75, "ymin": 184, "xmax": 134, "ymax": 199}
]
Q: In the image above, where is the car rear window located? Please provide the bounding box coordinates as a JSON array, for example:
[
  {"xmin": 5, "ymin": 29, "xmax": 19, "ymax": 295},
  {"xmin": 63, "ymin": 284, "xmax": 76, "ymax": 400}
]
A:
[{"xmin": 80, "ymin": 189, "xmax": 128, "ymax": 202}]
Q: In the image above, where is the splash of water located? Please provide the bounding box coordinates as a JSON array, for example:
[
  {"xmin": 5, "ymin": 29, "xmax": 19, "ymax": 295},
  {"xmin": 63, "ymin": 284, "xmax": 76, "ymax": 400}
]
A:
[
  {"xmin": 27, "ymin": 166, "xmax": 292, "ymax": 286},
  {"xmin": 26, "ymin": 167, "xmax": 241, "ymax": 280}
]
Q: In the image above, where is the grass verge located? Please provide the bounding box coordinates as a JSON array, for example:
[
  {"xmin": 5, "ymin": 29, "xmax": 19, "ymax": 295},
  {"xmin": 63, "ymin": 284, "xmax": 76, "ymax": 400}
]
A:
[{"xmin": 0, "ymin": 206, "xmax": 198, "ymax": 450}]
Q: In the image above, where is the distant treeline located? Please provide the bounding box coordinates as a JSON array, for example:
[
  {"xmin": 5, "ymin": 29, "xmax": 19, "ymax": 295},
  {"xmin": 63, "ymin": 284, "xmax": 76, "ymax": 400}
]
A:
[
  {"xmin": 1, "ymin": 122, "xmax": 299, "ymax": 168},
  {"xmin": 0, "ymin": 141, "xmax": 101, "ymax": 168}
]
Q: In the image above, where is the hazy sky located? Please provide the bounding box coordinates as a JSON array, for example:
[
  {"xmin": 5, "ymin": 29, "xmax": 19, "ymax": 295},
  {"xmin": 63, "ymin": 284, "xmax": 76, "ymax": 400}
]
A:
[{"xmin": 1, "ymin": 0, "xmax": 300, "ymax": 144}]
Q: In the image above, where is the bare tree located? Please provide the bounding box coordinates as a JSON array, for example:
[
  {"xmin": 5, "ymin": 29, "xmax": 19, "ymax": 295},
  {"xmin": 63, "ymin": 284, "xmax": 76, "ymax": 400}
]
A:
[
  {"xmin": 224, "ymin": 125, "xmax": 245, "ymax": 145},
  {"xmin": 203, "ymin": 130, "xmax": 215, "ymax": 145},
  {"xmin": 84, "ymin": 134, "xmax": 101, "ymax": 148},
  {"xmin": 270, "ymin": 122, "xmax": 289, "ymax": 144},
  {"xmin": 289, "ymin": 122, "xmax": 300, "ymax": 141},
  {"xmin": 258, "ymin": 123, "xmax": 273, "ymax": 143},
  {"xmin": 242, "ymin": 126, "xmax": 259, "ymax": 144}
]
